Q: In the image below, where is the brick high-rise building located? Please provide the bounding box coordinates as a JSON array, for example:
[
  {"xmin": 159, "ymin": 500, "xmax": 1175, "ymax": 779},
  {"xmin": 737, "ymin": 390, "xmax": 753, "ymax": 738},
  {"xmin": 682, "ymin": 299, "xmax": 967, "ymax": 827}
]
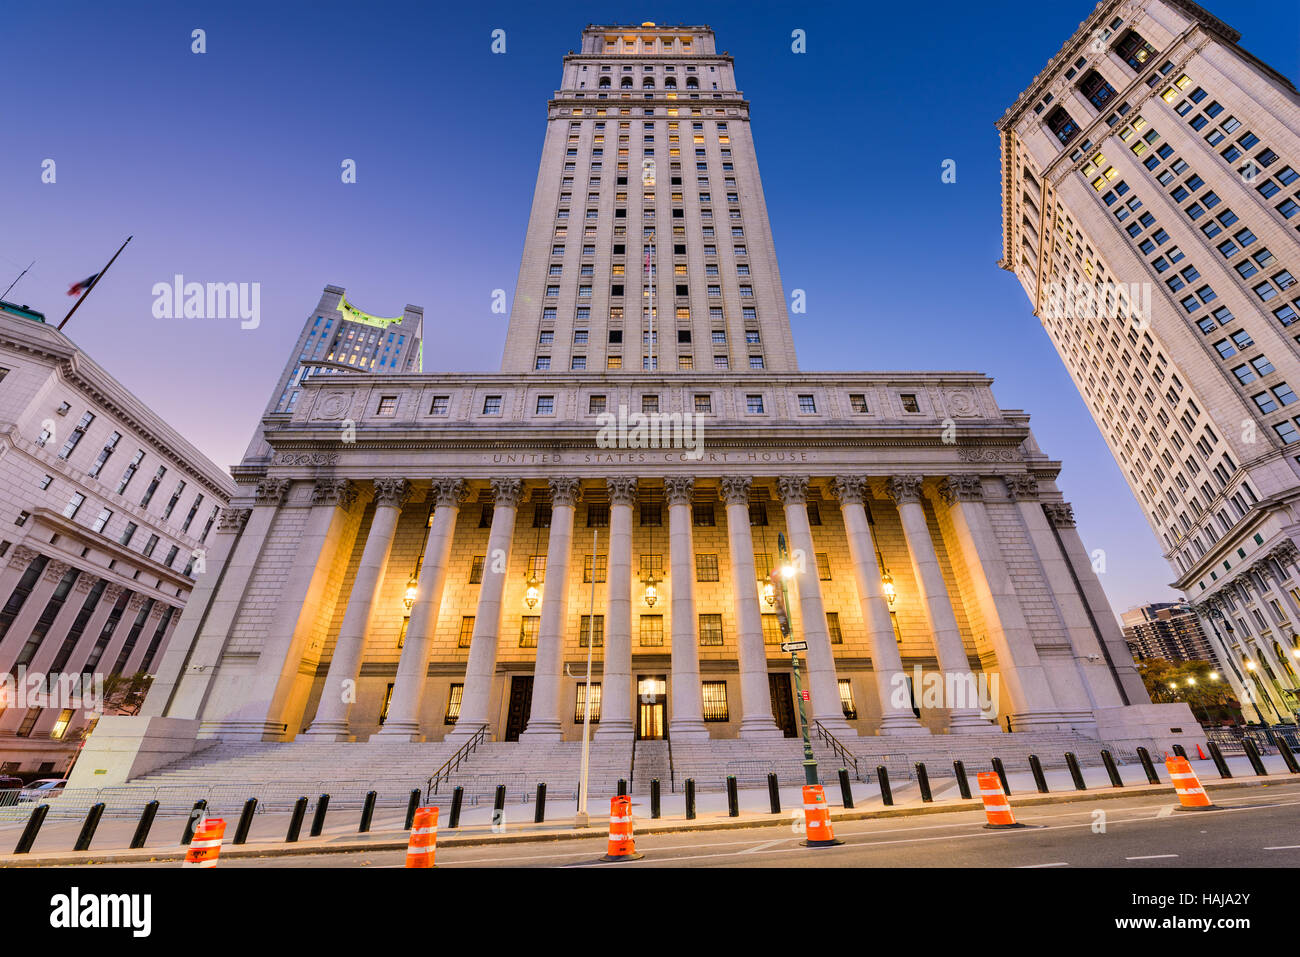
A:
[
  {"xmin": 996, "ymin": 0, "xmax": 1300, "ymax": 722},
  {"xmin": 1121, "ymin": 601, "xmax": 1215, "ymax": 661}
]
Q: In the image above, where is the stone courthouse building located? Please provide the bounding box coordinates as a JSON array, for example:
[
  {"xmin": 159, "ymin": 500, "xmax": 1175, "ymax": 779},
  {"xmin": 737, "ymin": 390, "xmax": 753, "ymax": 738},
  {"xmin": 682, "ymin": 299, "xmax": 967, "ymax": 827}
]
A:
[{"xmin": 76, "ymin": 22, "xmax": 1198, "ymax": 786}]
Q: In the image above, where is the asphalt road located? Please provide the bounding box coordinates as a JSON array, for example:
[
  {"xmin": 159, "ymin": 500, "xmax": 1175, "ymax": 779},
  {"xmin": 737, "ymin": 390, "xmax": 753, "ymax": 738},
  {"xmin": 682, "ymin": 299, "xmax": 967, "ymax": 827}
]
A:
[{"xmin": 96, "ymin": 780, "xmax": 1300, "ymax": 868}]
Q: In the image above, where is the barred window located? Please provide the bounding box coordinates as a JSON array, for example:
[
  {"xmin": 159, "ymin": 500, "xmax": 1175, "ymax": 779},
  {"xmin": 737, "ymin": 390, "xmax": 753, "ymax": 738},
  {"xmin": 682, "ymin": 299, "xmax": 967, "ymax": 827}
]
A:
[
  {"xmin": 574, "ymin": 683, "xmax": 602, "ymax": 723},
  {"xmin": 749, "ymin": 502, "xmax": 768, "ymax": 526},
  {"xmin": 468, "ymin": 556, "xmax": 485, "ymax": 584},
  {"xmin": 579, "ymin": 614, "xmax": 604, "ymax": 647},
  {"xmin": 806, "ymin": 502, "xmax": 821, "ymax": 525},
  {"xmin": 527, "ymin": 555, "xmax": 546, "ymax": 582},
  {"xmin": 695, "ymin": 553, "xmax": 719, "ymax": 581},
  {"xmin": 640, "ymin": 503, "xmax": 662, "ymax": 526},
  {"xmin": 701, "ymin": 681, "xmax": 729, "ymax": 721},
  {"xmin": 693, "ymin": 504, "xmax": 715, "ymax": 526},
  {"xmin": 699, "ymin": 613, "xmax": 723, "ymax": 646},
  {"xmin": 761, "ymin": 613, "xmax": 783, "ymax": 644},
  {"xmin": 533, "ymin": 504, "xmax": 552, "ymax": 527},
  {"xmin": 587, "ymin": 504, "xmax": 610, "ymax": 527},
  {"xmin": 640, "ymin": 614, "xmax": 664, "ymax": 647},
  {"xmin": 640, "ymin": 553, "xmax": 663, "ymax": 579},
  {"xmin": 445, "ymin": 684, "xmax": 464, "ymax": 724},
  {"xmin": 754, "ymin": 552, "xmax": 772, "ymax": 576},
  {"xmin": 479, "ymin": 504, "xmax": 494, "ymax": 528},
  {"xmin": 519, "ymin": 616, "xmax": 540, "ymax": 648},
  {"xmin": 583, "ymin": 555, "xmax": 608, "ymax": 583},
  {"xmin": 458, "ymin": 616, "xmax": 475, "ymax": 648},
  {"xmin": 826, "ymin": 612, "xmax": 843, "ymax": 644},
  {"xmin": 838, "ymin": 679, "xmax": 857, "ymax": 720},
  {"xmin": 816, "ymin": 553, "xmax": 831, "ymax": 580}
]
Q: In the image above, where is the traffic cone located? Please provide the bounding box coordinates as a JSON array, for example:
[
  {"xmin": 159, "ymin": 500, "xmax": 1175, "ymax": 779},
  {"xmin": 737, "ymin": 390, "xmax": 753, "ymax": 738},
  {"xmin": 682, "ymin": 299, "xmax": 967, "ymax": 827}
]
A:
[
  {"xmin": 800, "ymin": 784, "xmax": 844, "ymax": 847},
  {"xmin": 978, "ymin": 772, "xmax": 1026, "ymax": 829},
  {"xmin": 1165, "ymin": 756, "xmax": 1215, "ymax": 811},
  {"xmin": 182, "ymin": 818, "xmax": 226, "ymax": 868},
  {"xmin": 405, "ymin": 806, "xmax": 439, "ymax": 867},
  {"xmin": 1196, "ymin": 744, "xmax": 1207, "ymax": 761},
  {"xmin": 600, "ymin": 795, "xmax": 643, "ymax": 861}
]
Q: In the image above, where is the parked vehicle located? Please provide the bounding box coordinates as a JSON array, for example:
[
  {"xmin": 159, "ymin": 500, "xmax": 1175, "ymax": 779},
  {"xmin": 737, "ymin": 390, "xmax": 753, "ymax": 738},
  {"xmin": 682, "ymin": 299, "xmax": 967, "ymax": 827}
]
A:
[{"xmin": 17, "ymin": 778, "xmax": 66, "ymax": 802}]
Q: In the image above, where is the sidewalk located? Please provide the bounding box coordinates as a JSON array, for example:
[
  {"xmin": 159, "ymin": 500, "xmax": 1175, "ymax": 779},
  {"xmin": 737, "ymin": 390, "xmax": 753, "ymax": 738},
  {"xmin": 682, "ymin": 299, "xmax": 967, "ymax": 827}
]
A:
[{"xmin": 1, "ymin": 754, "xmax": 1291, "ymax": 867}]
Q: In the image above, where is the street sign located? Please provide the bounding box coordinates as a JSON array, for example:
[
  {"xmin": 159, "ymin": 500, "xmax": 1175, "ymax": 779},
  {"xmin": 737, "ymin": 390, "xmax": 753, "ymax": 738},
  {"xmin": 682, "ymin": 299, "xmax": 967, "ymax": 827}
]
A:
[
  {"xmin": 780, "ymin": 640, "xmax": 808, "ymax": 652},
  {"xmin": 800, "ymin": 690, "xmax": 810, "ymax": 701}
]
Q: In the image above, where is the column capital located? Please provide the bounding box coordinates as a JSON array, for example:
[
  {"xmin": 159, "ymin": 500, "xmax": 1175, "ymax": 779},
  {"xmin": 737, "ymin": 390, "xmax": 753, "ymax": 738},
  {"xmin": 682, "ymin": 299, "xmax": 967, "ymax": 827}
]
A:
[
  {"xmin": 1250, "ymin": 559, "xmax": 1276, "ymax": 585},
  {"xmin": 126, "ymin": 593, "xmax": 149, "ymax": 612},
  {"xmin": 217, "ymin": 507, "xmax": 251, "ymax": 534},
  {"xmin": 606, "ymin": 476, "xmax": 639, "ymax": 506},
  {"xmin": 885, "ymin": 474, "xmax": 924, "ymax": 505},
  {"xmin": 719, "ymin": 476, "xmax": 753, "ymax": 506},
  {"xmin": 938, "ymin": 474, "xmax": 984, "ymax": 505},
  {"xmin": 1004, "ymin": 473, "xmax": 1040, "ymax": 502},
  {"xmin": 103, "ymin": 582, "xmax": 126, "ymax": 602},
  {"xmin": 432, "ymin": 478, "xmax": 470, "ymax": 507},
  {"xmin": 1271, "ymin": 540, "xmax": 1299, "ymax": 567},
  {"xmin": 663, "ymin": 476, "xmax": 695, "ymax": 506},
  {"xmin": 6, "ymin": 544, "xmax": 40, "ymax": 570},
  {"xmin": 489, "ymin": 477, "xmax": 522, "ymax": 507},
  {"xmin": 42, "ymin": 559, "xmax": 72, "ymax": 583},
  {"xmin": 373, "ymin": 477, "xmax": 413, "ymax": 508},
  {"xmin": 1042, "ymin": 502, "xmax": 1076, "ymax": 528},
  {"xmin": 548, "ymin": 477, "xmax": 583, "ymax": 508},
  {"xmin": 255, "ymin": 477, "xmax": 292, "ymax": 506},
  {"xmin": 830, "ymin": 475, "xmax": 867, "ymax": 506},
  {"xmin": 312, "ymin": 478, "xmax": 358, "ymax": 509},
  {"xmin": 776, "ymin": 475, "xmax": 809, "ymax": 505},
  {"xmin": 73, "ymin": 574, "xmax": 98, "ymax": 595}
]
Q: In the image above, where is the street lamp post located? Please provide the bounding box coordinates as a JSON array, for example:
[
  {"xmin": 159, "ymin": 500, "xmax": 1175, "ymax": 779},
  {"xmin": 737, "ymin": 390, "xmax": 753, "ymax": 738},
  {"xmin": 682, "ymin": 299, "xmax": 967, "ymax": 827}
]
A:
[{"xmin": 771, "ymin": 532, "xmax": 818, "ymax": 787}]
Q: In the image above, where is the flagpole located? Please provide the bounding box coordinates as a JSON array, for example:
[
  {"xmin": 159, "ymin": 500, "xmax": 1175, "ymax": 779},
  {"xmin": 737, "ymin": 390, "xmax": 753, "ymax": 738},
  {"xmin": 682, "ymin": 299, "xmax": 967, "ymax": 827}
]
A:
[
  {"xmin": 1, "ymin": 260, "xmax": 35, "ymax": 302},
  {"xmin": 58, "ymin": 235, "xmax": 132, "ymax": 332}
]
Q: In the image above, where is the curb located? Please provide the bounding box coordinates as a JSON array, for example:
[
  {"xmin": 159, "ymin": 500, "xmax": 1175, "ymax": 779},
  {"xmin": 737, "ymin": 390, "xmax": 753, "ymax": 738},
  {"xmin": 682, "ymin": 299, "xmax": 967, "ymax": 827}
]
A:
[{"xmin": 0, "ymin": 775, "xmax": 1285, "ymax": 867}]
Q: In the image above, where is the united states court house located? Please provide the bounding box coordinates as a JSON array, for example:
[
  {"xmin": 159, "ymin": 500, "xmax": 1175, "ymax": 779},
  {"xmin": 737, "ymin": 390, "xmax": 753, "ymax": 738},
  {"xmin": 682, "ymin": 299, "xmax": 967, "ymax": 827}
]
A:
[{"xmin": 76, "ymin": 23, "xmax": 1199, "ymax": 785}]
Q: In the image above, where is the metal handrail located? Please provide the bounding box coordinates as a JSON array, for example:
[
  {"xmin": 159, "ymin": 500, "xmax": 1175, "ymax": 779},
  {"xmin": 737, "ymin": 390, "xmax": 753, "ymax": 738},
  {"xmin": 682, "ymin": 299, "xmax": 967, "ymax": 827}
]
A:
[
  {"xmin": 629, "ymin": 733, "xmax": 637, "ymax": 784},
  {"xmin": 425, "ymin": 724, "xmax": 488, "ymax": 799},
  {"xmin": 813, "ymin": 720, "xmax": 860, "ymax": 781},
  {"xmin": 665, "ymin": 728, "xmax": 675, "ymax": 792}
]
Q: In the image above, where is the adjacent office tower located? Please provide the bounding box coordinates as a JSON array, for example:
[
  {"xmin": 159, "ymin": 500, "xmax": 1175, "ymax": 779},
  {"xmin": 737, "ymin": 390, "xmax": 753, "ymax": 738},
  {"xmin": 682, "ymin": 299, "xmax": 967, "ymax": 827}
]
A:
[
  {"xmin": 997, "ymin": 0, "xmax": 1300, "ymax": 721},
  {"xmin": 1121, "ymin": 601, "xmax": 1215, "ymax": 661}
]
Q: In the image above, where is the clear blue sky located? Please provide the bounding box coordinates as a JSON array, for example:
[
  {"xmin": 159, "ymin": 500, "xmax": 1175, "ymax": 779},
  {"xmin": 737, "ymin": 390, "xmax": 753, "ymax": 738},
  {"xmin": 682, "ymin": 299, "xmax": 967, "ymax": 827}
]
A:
[{"xmin": 3, "ymin": 0, "xmax": 1296, "ymax": 617}]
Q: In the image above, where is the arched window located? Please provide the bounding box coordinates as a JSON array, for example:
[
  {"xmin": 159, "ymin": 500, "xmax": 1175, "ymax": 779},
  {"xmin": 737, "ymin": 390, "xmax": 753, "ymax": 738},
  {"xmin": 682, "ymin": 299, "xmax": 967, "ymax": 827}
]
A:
[
  {"xmin": 598, "ymin": 77, "xmax": 610, "ymax": 88},
  {"xmin": 642, "ymin": 77, "xmax": 654, "ymax": 88},
  {"xmin": 664, "ymin": 77, "xmax": 676, "ymax": 89},
  {"xmin": 620, "ymin": 77, "xmax": 633, "ymax": 89},
  {"xmin": 685, "ymin": 77, "xmax": 699, "ymax": 89}
]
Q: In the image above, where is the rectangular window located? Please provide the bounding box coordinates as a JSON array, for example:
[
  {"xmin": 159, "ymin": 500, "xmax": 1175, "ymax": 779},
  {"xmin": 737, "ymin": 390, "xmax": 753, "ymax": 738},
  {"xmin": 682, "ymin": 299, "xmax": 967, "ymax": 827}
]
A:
[
  {"xmin": 579, "ymin": 614, "xmax": 604, "ymax": 647},
  {"xmin": 574, "ymin": 683, "xmax": 601, "ymax": 724},
  {"xmin": 639, "ymin": 614, "xmax": 664, "ymax": 647},
  {"xmin": 583, "ymin": 554, "xmax": 608, "ymax": 583},
  {"xmin": 458, "ymin": 616, "xmax": 475, "ymax": 648},
  {"xmin": 701, "ymin": 681, "xmax": 729, "ymax": 721},
  {"xmin": 838, "ymin": 679, "xmax": 857, "ymax": 720},
  {"xmin": 826, "ymin": 611, "xmax": 843, "ymax": 644},
  {"xmin": 761, "ymin": 613, "xmax": 783, "ymax": 644},
  {"xmin": 63, "ymin": 492, "xmax": 85, "ymax": 519},
  {"xmin": 376, "ymin": 395, "xmax": 398, "ymax": 416},
  {"xmin": 695, "ymin": 553, "xmax": 720, "ymax": 581},
  {"xmin": 445, "ymin": 684, "xmax": 463, "ymax": 724},
  {"xmin": 468, "ymin": 556, "xmax": 485, "ymax": 584},
  {"xmin": 519, "ymin": 616, "xmax": 540, "ymax": 648},
  {"xmin": 699, "ymin": 613, "xmax": 723, "ymax": 646}
]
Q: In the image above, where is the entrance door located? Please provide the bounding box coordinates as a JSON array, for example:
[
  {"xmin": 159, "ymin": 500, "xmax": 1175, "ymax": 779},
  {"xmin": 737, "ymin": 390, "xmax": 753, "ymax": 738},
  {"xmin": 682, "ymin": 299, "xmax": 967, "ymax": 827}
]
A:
[
  {"xmin": 637, "ymin": 675, "xmax": 666, "ymax": 740},
  {"xmin": 504, "ymin": 676, "xmax": 533, "ymax": 742},
  {"xmin": 768, "ymin": 673, "xmax": 797, "ymax": 737}
]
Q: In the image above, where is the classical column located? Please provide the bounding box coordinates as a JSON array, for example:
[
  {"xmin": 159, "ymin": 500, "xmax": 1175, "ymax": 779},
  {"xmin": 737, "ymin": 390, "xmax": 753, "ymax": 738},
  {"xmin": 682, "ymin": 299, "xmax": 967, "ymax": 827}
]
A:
[
  {"xmin": 121, "ymin": 602, "xmax": 166, "ymax": 676},
  {"xmin": 205, "ymin": 478, "xmax": 357, "ymax": 739},
  {"xmin": 445, "ymin": 478, "xmax": 522, "ymax": 740},
  {"xmin": 521, "ymin": 477, "xmax": 581, "ymax": 740},
  {"xmin": 831, "ymin": 476, "xmax": 926, "ymax": 735},
  {"xmin": 886, "ymin": 475, "xmax": 989, "ymax": 732},
  {"xmin": 0, "ymin": 544, "xmax": 42, "ymax": 612},
  {"xmin": 595, "ymin": 476, "xmax": 636, "ymax": 739},
  {"xmin": 1264, "ymin": 547, "xmax": 1300, "ymax": 632},
  {"xmin": 305, "ymin": 478, "xmax": 412, "ymax": 739},
  {"xmin": 378, "ymin": 478, "xmax": 469, "ymax": 739},
  {"xmin": 1192, "ymin": 601, "xmax": 1259, "ymax": 722},
  {"xmin": 777, "ymin": 476, "xmax": 851, "ymax": 733},
  {"xmin": 721, "ymin": 477, "xmax": 781, "ymax": 738},
  {"xmin": 15, "ymin": 571, "xmax": 96, "ymax": 676},
  {"xmin": 664, "ymin": 476, "xmax": 708, "ymax": 740},
  {"xmin": 0, "ymin": 558, "xmax": 71, "ymax": 671}
]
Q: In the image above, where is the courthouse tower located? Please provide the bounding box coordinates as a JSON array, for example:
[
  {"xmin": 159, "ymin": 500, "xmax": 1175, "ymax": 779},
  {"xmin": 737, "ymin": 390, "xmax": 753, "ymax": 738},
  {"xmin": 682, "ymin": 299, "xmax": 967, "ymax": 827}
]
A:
[
  {"xmin": 74, "ymin": 23, "xmax": 1201, "ymax": 786},
  {"xmin": 996, "ymin": 0, "xmax": 1300, "ymax": 721}
]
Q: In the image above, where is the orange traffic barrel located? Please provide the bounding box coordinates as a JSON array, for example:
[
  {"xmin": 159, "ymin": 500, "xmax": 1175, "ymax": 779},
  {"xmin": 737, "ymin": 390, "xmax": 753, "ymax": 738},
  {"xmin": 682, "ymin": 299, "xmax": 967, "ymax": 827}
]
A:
[
  {"xmin": 405, "ymin": 806, "xmax": 439, "ymax": 868},
  {"xmin": 978, "ymin": 771, "xmax": 1025, "ymax": 829},
  {"xmin": 1165, "ymin": 756, "xmax": 1214, "ymax": 810},
  {"xmin": 800, "ymin": 784, "xmax": 844, "ymax": 848},
  {"xmin": 600, "ymin": 795, "xmax": 643, "ymax": 861},
  {"xmin": 183, "ymin": 818, "xmax": 226, "ymax": 868}
]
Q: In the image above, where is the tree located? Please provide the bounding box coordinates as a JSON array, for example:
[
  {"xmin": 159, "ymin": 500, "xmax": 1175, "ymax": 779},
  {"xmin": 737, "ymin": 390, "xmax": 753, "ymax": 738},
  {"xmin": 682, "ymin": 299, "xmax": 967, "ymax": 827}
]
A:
[
  {"xmin": 1137, "ymin": 659, "xmax": 1241, "ymax": 724},
  {"xmin": 100, "ymin": 672, "xmax": 154, "ymax": 717}
]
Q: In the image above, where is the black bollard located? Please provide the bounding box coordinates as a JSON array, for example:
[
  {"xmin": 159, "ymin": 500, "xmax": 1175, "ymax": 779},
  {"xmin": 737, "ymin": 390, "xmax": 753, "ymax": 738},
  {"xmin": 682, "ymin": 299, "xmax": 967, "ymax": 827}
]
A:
[
  {"xmin": 837, "ymin": 768, "xmax": 854, "ymax": 809},
  {"xmin": 651, "ymin": 779, "xmax": 661, "ymax": 819},
  {"xmin": 1028, "ymin": 754, "xmax": 1049, "ymax": 794},
  {"xmin": 767, "ymin": 773, "xmax": 780, "ymax": 814},
  {"xmin": 876, "ymin": 766, "xmax": 893, "ymax": 806},
  {"xmin": 1277, "ymin": 738, "xmax": 1300, "ymax": 774},
  {"xmin": 991, "ymin": 757, "xmax": 1011, "ymax": 796},
  {"xmin": 1065, "ymin": 752, "xmax": 1087, "ymax": 791},
  {"xmin": 493, "ymin": 784, "xmax": 507, "ymax": 823},
  {"xmin": 1101, "ymin": 750, "xmax": 1125, "ymax": 788},
  {"xmin": 13, "ymin": 803, "xmax": 50, "ymax": 854},
  {"xmin": 129, "ymin": 801, "xmax": 160, "ymax": 849},
  {"xmin": 617, "ymin": 779, "xmax": 628, "ymax": 797},
  {"xmin": 726, "ymin": 775, "xmax": 739, "ymax": 817},
  {"xmin": 1172, "ymin": 744, "xmax": 1188, "ymax": 760},
  {"xmin": 285, "ymin": 797, "xmax": 309, "ymax": 843},
  {"xmin": 234, "ymin": 798, "xmax": 258, "ymax": 845},
  {"xmin": 404, "ymin": 789, "xmax": 421, "ymax": 830},
  {"xmin": 915, "ymin": 763, "xmax": 932, "ymax": 803},
  {"xmin": 1207, "ymin": 741, "xmax": 1233, "ymax": 778},
  {"xmin": 358, "ymin": 791, "xmax": 377, "ymax": 833},
  {"xmin": 449, "ymin": 786, "xmax": 464, "ymax": 828},
  {"xmin": 309, "ymin": 793, "xmax": 330, "ymax": 837},
  {"xmin": 534, "ymin": 783, "xmax": 547, "ymax": 823},
  {"xmin": 1243, "ymin": 738, "xmax": 1268, "ymax": 777},
  {"xmin": 1136, "ymin": 747, "xmax": 1160, "ymax": 784},
  {"xmin": 73, "ymin": 803, "xmax": 106, "ymax": 852},
  {"xmin": 181, "ymin": 800, "xmax": 208, "ymax": 845},
  {"xmin": 685, "ymin": 779, "xmax": 696, "ymax": 819},
  {"xmin": 953, "ymin": 760, "xmax": 972, "ymax": 800}
]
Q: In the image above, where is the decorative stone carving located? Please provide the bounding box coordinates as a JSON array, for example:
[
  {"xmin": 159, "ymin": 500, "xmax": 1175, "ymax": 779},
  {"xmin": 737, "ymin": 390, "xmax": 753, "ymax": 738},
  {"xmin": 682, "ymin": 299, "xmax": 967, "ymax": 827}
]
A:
[
  {"xmin": 312, "ymin": 478, "xmax": 357, "ymax": 509},
  {"xmin": 938, "ymin": 474, "xmax": 984, "ymax": 505},
  {"xmin": 489, "ymin": 478, "xmax": 522, "ymax": 508},
  {"xmin": 7, "ymin": 544, "xmax": 40, "ymax": 570},
  {"xmin": 606, "ymin": 476, "xmax": 639, "ymax": 506},
  {"xmin": 944, "ymin": 390, "xmax": 979, "ymax": 417},
  {"xmin": 885, "ymin": 475, "xmax": 924, "ymax": 506},
  {"xmin": 429, "ymin": 478, "xmax": 469, "ymax": 508},
  {"xmin": 102, "ymin": 582, "xmax": 125, "ymax": 603},
  {"xmin": 718, "ymin": 476, "xmax": 752, "ymax": 506},
  {"xmin": 42, "ymin": 560, "xmax": 72, "ymax": 583},
  {"xmin": 73, "ymin": 574, "xmax": 98, "ymax": 594},
  {"xmin": 548, "ymin": 477, "xmax": 582, "ymax": 508},
  {"xmin": 1272, "ymin": 540, "xmax": 1299, "ymax": 567},
  {"xmin": 217, "ymin": 508, "xmax": 251, "ymax": 533},
  {"xmin": 274, "ymin": 452, "xmax": 341, "ymax": 467},
  {"xmin": 957, "ymin": 447, "xmax": 1020, "ymax": 463},
  {"xmin": 315, "ymin": 393, "xmax": 352, "ymax": 420},
  {"xmin": 373, "ymin": 478, "xmax": 413, "ymax": 509},
  {"xmin": 1042, "ymin": 502, "xmax": 1076, "ymax": 528},
  {"xmin": 126, "ymin": 593, "xmax": 148, "ymax": 612},
  {"xmin": 1004, "ymin": 474, "xmax": 1040, "ymax": 502},
  {"xmin": 829, "ymin": 475, "xmax": 867, "ymax": 506},
  {"xmin": 255, "ymin": 478, "xmax": 292, "ymax": 506},
  {"xmin": 775, "ymin": 475, "xmax": 809, "ymax": 505},
  {"xmin": 663, "ymin": 476, "xmax": 695, "ymax": 506}
]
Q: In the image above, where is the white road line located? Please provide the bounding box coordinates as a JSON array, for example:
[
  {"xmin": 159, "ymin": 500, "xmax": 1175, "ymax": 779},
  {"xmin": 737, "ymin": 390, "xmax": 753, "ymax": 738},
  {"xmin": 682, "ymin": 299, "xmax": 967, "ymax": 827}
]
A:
[
  {"xmin": 1156, "ymin": 806, "xmax": 1174, "ymax": 818},
  {"xmin": 739, "ymin": 839, "xmax": 787, "ymax": 854},
  {"xmin": 1019, "ymin": 862, "xmax": 1069, "ymax": 868},
  {"xmin": 1125, "ymin": 854, "xmax": 1179, "ymax": 860},
  {"xmin": 1263, "ymin": 845, "xmax": 1300, "ymax": 850}
]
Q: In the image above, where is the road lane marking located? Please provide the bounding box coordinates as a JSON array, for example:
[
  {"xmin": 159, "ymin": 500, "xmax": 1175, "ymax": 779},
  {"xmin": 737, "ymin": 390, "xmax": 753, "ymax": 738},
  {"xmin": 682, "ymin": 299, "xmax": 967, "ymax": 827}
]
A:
[
  {"xmin": 1264, "ymin": 845, "xmax": 1300, "ymax": 850},
  {"xmin": 1156, "ymin": 806, "xmax": 1174, "ymax": 818},
  {"xmin": 1125, "ymin": 854, "xmax": 1178, "ymax": 860},
  {"xmin": 740, "ymin": 839, "xmax": 787, "ymax": 853},
  {"xmin": 1019, "ymin": 862, "xmax": 1069, "ymax": 868}
]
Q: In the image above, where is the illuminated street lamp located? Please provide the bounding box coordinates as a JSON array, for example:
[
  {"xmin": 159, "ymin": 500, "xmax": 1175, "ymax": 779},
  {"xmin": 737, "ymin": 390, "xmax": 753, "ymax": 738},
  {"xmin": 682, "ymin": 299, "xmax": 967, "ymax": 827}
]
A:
[
  {"xmin": 403, "ymin": 577, "xmax": 419, "ymax": 611},
  {"xmin": 773, "ymin": 532, "xmax": 819, "ymax": 788},
  {"xmin": 881, "ymin": 570, "xmax": 896, "ymax": 606},
  {"xmin": 642, "ymin": 572, "xmax": 660, "ymax": 608},
  {"xmin": 524, "ymin": 571, "xmax": 541, "ymax": 610}
]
